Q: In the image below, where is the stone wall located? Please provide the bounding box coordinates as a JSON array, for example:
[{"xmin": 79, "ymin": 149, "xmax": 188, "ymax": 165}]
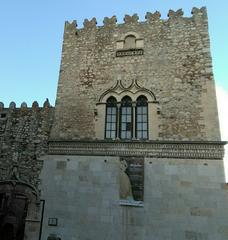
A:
[
  {"xmin": 0, "ymin": 100, "xmax": 54, "ymax": 187},
  {"xmin": 51, "ymin": 7, "xmax": 220, "ymax": 141},
  {"xmin": 40, "ymin": 150, "xmax": 228, "ymax": 240}
]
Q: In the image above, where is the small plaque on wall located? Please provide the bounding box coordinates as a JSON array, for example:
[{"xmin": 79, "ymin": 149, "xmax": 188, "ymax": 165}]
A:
[
  {"xmin": 119, "ymin": 157, "xmax": 144, "ymax": 204},
  {"xmin": 48, "ymin": 218, "xmax": 58, "ymax": 226}
]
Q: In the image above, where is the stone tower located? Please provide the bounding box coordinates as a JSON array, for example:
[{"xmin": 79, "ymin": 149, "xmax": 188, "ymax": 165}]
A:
[
  {"xmin": 41, "ymin": 7, "xmax": 227, "ymax": 240},
  {"xmin": 0, "ymin": 6, "xmax": 228, "ymax": 240}
]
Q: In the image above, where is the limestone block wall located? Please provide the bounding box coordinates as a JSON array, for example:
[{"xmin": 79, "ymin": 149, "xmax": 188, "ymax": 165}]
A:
[
  {"xmin": 40, "ymin": 154, "xmax": 228, "ymax": 240},
  {"xmin": 0, "ymin": 100, "xmax": 54, "ymax": 186},
  {"xmin": 51, "ymin": 7, "xmax": 220, "ymax": 141}
]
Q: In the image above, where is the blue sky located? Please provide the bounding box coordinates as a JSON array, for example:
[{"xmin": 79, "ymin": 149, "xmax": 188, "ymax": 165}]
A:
[{"xmin": 0, "ymin": 0, "xmax": 227, "ymax": 106}]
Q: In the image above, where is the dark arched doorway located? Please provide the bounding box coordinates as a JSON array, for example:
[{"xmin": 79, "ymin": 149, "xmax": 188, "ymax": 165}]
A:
[{"xmin": 0, "ymin": 187, "xmax": 30, "ymax": 240}]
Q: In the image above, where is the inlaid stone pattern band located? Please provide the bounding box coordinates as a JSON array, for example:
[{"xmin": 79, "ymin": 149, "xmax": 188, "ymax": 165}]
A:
[
  {"xmin": 48, "ymin": 141, "xmax": 225, "ymax": 160},
  {"xmin": 116, "ymin": 49, "xmax": 144, "ymax": 57}
]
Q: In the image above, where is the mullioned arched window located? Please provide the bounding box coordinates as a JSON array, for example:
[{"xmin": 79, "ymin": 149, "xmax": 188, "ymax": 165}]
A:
[{"xmin": 96, "ymin": 79, "xmax": 159, "ymax": 141}]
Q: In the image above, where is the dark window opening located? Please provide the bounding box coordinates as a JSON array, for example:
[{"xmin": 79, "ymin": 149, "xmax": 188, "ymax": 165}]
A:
[
  {"xmin": 0, "ymin": 193, "xmax": 4, "ymax": 209},
  {"xmin": 0, "ymin": 113, "xmax": 6, "ymax": 119}
]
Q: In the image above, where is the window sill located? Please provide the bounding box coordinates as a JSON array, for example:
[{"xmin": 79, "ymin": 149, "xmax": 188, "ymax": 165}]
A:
[{"xmin": 119, "ymin": 199, "xmax": 144, "ymax": 207}]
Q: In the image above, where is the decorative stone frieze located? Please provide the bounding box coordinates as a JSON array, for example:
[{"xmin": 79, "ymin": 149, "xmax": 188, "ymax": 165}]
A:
[{"xmin": 48, "ymin": 140, "xmax": 225, "ymax": 160}]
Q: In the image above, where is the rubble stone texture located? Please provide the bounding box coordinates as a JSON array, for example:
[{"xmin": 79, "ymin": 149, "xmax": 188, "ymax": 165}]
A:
[
  {"xmin": 0, "ymin": 100, "xmax": 54, "ymax": 186},
  {"xmin": 51, "ymin": 7, "xmax": 220, "ymax": 141}
]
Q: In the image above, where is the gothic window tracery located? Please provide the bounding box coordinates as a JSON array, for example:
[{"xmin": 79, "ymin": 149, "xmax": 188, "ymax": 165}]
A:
[{"xmin": 96, "ymin": 79, "xmax": 158, "ymax": 141}]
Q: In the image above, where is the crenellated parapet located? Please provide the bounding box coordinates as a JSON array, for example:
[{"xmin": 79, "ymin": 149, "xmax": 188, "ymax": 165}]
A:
[
  {"xmin": 83, "ymin": 17, "xmax": 97, "ymax": 29},
  {"xmin": 145, "ymin": 11, "xmax": 161, "ymax": 22},
  {"xmin": 63, "ymin": 7, "xmax": 207, "ymax": 34},
  {"xmin": 103, "ymin": 16, "xmax": 117, "ymax": 27},
  {"xmin": 124, "ymin": 14, "xmax": 139, "ymax": 24},
  {"xmin": 0, "ymin": 99, "xmax": 53, "ymax": 113},
  {"xmin": 65, "ymin": 20, "xmax": 77, "ymax": 33},
  {"xmin": 191, "ymin": 6, "xmax": 207, "ymax": 17},
  {"xmin": 168, "ymin": 8, "xmax": 184, "ymax": 19},
  {"xmin": 0, "ymin": 102, "xmax": 4, "ymax": 110},
  {"xmin": 0, "ymin": 99, "xmax": 54, "ymax": 186}
]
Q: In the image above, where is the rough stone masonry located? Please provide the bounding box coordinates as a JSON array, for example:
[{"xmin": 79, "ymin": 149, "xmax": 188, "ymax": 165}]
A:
[{"xmin": 51, "ymin": 7, "xmax": 220, "ymax": 142}]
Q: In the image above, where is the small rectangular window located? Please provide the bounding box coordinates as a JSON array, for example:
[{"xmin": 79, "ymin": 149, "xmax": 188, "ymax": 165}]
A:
[
  {"xmin": 0, "ymin": 113, "xmax": 6, "ymax": 118},
  {"xmin": 0, "ymin": 193, "xmax": 4, "ymax": 209}
]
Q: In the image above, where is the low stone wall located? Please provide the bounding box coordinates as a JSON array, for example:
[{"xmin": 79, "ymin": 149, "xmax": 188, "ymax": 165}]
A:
[{"xmin": 0, "ymin": 100, "xmax": 54, "ymax": 187}]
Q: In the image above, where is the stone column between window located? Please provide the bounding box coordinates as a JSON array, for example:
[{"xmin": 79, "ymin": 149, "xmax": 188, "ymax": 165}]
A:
[
  {"xmin": 132, "ymin": 102, "xmax": 136, "ymax": 140},
  {"xmin": 116, "ymin": 102, "xmax": 121, "ymax": 139}
]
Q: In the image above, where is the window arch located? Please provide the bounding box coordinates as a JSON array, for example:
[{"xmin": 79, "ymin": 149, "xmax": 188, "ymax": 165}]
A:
[
  {"xmin": 136, "ymin": 96, "xmax": 148, "ymax": 140},
  {"xmin": 120, "ymin": 96, "xmax": 133, "ymax": 139},
  {"xmin": 105, "ymin": 97, "xmax": 117, "ymax": 139}
]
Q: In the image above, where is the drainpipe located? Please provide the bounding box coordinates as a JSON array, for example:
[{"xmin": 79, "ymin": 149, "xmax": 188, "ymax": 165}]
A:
[{"xmin": 39, "ymin": 199, "xmax": 45, "ymax": 240}]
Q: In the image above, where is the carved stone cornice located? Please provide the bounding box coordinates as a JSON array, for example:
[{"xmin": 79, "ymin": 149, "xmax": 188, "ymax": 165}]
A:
[{"xmin": 48, "ymin": 140, "xmax": 226, "ymax": 160}]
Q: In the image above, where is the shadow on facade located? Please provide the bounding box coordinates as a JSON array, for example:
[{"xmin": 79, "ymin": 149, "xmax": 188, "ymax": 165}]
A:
[{"xmin": 0, "ymin": 180, "xmax": 40, "ymax": 240}]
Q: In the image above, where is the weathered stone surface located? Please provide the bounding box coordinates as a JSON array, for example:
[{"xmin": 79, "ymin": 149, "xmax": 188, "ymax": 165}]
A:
[
  {"xmin": 83, "ymin": 17, "xmax": 97, "ymax": 29},
  {"xmin": 124, "ymin": 14, "xmax": 139, "ymax": 24},
  {"xmin": 168, "ymin": 8, "xmax": 184, "ymax": 18},
  {"xmin": 145, "ymin": 11, "xmax": 161, "ymax": 22},
  {"xmin": 0, "ymin": 105, "xmax": 54, "ymax": 186},
  {"xmin": 40, "ymin": 156, "xmax": 228, "ymax": 240},
  {"xmin": 103, "ymin": 16, "xmax": 117, "ymax": 27},
  {"xmin": 51, "ymin": 8, "xmax": 220, "ymax": 141}
]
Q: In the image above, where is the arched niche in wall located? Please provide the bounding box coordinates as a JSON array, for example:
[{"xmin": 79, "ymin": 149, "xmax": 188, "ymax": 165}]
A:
[{"xmin": 0, "ymin": 175, "xmax": 40, "ymax": 240}]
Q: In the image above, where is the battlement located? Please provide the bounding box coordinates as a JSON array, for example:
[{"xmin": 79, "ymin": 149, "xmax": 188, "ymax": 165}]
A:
[
  {"xmin": 65, "ymin": 7, "xmax": 207, "ymax": 33},
  {"xmin": 0, "ymin": 99, "xmax": 53, "ymax": 113}
]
